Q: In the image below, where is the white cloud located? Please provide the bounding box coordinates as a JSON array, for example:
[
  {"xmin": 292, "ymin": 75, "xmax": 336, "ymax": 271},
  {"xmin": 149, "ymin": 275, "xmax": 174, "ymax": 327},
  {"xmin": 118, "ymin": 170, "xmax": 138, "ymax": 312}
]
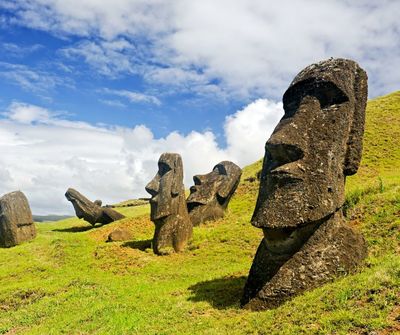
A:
[
  {"xmin": 0, "ymin": 99, "xmax": 283, "ymax": 214},
  {"xmin": 3, "ymin": 0, "xmax": 399, "ymax": 98}
]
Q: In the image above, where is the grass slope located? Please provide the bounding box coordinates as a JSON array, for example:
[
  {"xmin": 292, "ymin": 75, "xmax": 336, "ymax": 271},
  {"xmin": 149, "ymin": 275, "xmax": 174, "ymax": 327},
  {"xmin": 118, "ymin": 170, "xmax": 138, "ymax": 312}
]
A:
[{"xmin": 0, "ymin": 92, "xmax": 399, "ymax": 335}]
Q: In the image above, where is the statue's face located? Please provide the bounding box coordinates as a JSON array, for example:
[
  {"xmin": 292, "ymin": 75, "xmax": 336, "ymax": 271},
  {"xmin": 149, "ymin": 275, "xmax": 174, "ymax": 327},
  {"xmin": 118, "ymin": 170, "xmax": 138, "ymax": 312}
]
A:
[
  {"xmin": 146, "ymin": 154, "xmax": 182, "ymax": 221},
  {"xmin": 187, "ymin": 161, "xmax": 241, "ymax": 211},
  {"xmin": 65, "ymin": 189, "xmax": 86, "ymax": 219},
  {"xmin": 252, "ymin": 80, "xmax": 354, "ymax": 231}
]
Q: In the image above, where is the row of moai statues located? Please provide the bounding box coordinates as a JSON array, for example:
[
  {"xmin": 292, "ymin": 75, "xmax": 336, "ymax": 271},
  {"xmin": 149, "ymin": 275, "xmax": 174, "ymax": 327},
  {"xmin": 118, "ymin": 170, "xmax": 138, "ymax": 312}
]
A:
[
  {"xmin": 145, "ymin": 154, "xmax": 242, "ymax": 254},
  {"xmin": 145, "ymin": 58, "xmax": 369, "ymax": 310}
]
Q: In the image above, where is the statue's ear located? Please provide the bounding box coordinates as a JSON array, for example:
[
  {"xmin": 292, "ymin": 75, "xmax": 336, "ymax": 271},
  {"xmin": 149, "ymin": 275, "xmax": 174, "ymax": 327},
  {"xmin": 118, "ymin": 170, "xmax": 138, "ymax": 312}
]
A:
[
  {"xmin": 217, "ymin": 178, "xmax": 239, "ymax": 199},
  {"xmin": 217, "ymin": 164, "xmax": 242, "ymax": 199},
  {"xmin": 344, "ymin": 66, "xmax": 368, "ymax": 176},
  {"xmin": 171, "ymin": 155, "xmax": 184, "ymax": 196}
]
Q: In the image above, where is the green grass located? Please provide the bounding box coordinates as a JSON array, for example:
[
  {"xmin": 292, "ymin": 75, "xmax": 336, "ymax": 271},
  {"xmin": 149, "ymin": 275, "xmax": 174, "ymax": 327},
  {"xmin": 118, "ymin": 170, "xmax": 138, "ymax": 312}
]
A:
[{"xmin": 0, "ymin": 92, "xmax": 399, "ymax": 334}]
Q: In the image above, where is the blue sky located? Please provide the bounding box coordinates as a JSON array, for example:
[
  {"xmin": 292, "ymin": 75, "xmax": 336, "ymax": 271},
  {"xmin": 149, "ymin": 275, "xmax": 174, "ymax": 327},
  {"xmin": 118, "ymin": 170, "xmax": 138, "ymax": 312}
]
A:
[{"xmin": 0, "ymin": 1, "xmax": 399, "ymax": 214}]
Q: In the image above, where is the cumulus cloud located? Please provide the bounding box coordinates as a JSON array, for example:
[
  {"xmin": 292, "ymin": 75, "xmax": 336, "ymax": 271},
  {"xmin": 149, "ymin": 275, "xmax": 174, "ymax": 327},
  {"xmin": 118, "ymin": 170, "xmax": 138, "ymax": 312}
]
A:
[
  {"xmin": 0, "ymin": 99, "xmax": 283, "ymax": 214},
  {"xmin": 2, "ymin": 0, "xmax": 399, "ymax": 97}
]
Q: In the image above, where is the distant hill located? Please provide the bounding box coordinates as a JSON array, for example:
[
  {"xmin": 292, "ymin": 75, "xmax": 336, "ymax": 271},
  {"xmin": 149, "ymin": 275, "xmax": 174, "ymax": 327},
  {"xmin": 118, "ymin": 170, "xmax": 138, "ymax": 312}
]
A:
[{"xmin": 33, "ymin": 214, "xmax": 72, "ymax": 222}]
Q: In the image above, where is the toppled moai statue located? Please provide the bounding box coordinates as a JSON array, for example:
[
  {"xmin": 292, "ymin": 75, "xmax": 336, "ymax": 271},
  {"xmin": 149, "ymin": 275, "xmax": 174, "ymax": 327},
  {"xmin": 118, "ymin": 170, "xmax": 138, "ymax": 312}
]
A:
[
  {"xmin": 0, "ymin": 191, "xmax": 36, "ymax": 247},
  {"xmin": 187, "ymin": 161, "xmax": 242, "ymax": 226},
  {"xmin": 145, "ymin": 153, "xmax": 192, "ymax": 255},
  {"xmin": 65, "ymin": 188, "xmax": 125, "ymax": 225},
  {"xmin": 241, "ymin": 58, "xmax": 368, "ymax": 310}
]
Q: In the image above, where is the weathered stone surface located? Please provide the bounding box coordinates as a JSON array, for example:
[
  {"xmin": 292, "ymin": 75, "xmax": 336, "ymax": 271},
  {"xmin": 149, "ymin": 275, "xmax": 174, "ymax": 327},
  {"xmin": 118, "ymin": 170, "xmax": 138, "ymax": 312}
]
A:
[
  {"xmin": 0, "ymin": 191, "xmax": 36, "ymax": 248},
  {"xmin": 241, "ymin": 58, "xmax": 368, "ymax": 310},
  {"xmin": 146, "ymin": 153, "xmax": 192, "ymax": 255},
  {"xmin": 65, "ymin": 188, "xmax": 125, "ymax": 225},
  {"xmin": 187, "ymin": 161, "xmax": 242, "ymax": 226},
  {"xmin": 107, "ymin": 228, "xmax": 133, "ymax": 242}
]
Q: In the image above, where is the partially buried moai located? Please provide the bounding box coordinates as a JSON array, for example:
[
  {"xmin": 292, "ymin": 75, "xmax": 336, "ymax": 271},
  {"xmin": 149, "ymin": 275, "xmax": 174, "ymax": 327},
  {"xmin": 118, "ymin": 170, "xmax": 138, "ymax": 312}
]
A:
[
  {"xmin": 187, "ymin": 161, "xmax": 242, "ymax": 226},
  {"xmin": 0, "ymin": 191, "xmax": 36, "ymax": 248},
  {"xmin": 241, "ymin": 58, "xmax": 368, "ymax": 310},
  {"xmin": 146, "ymin": 153, "xmax": 192, "ymax": 255},
  {"xmin": 65, "ymin": 188, "xmax": 125, "ymax": 225}
]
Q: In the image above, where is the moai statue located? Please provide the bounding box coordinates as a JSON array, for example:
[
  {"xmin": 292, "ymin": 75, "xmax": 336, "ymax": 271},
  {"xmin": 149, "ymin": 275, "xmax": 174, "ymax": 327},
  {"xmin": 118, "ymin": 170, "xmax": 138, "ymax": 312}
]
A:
[
  {"xmin": 65, "ymin": 188, "xmax": 125, "ymax": 225},
  {"xmin": 241, "ymin": 58, "xmax": 368, "ymax": 310},
  {"xmin": 187, "ymin": 161, "xmax": 242, "ymax": 226},
  {"xmin": 146, "ymin": 153, "xmax": 192, "ymax": 255},
  {"xmin": 0, "ymin": 191, "xmax": 36, "ymax": 248}
]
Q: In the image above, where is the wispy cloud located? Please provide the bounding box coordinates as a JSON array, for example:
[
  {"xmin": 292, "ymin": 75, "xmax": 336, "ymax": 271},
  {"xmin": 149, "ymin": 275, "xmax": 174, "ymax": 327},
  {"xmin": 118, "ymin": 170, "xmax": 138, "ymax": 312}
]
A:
[
  {"xmin": 1, "ymin": 42, "xmax": 43, "ymax": 57},
  {"xmin": 98, "ymin": 99, "xmax": 126, "ymax": 108},
  {"xmin": 102, "ymin": 88, "xmax": 161, "ymax": 105},
  {"xmin": 0, "ymin": 61, "xmax": 75, "ymax": 94},
  {"xmin": 61, "ymin": 39, "xmax": 139, "ymax": 78}
]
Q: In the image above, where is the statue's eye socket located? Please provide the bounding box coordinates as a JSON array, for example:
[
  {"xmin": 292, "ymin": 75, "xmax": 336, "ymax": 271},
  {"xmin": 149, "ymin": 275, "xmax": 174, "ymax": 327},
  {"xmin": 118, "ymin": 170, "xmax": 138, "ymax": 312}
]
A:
[
  {"xmin": 158, "ymin": 162, "xmax": 171, "ymax": 176},
  {"xmin": 283, "ymin": 79, "xmax": 349, "ymax": 118},
  {"xmin": 214, "ymin": 164, "xmax": 227, "ymax": 175}
]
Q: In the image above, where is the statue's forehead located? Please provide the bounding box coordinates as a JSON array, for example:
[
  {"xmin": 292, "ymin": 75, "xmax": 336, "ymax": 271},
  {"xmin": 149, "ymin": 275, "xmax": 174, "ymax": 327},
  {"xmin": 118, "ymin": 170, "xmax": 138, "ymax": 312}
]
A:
[
  {"xmin": 284, "ymin": 58, "xmax": 359, "ymax": 105},
  {"xmin": 213, "ymin": 161, "xmax": 241, "ymax": 177},
  {"xmin": 159, "ymin": 153, "xmax": 179, "ymax": 168}
]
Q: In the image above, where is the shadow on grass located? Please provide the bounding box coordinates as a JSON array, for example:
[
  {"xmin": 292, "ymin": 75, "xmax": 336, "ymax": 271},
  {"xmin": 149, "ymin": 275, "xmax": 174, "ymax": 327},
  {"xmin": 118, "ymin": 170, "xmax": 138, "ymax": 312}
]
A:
[
  {"xmin": 53, "ymin": 225, "xmax": 95, "ymax": 233},
  {"xmin": 188, "ymin": 275, "xmax": 246, "ymax": 309},
  {"xmin": 122, "ymin": 239, "xmax": 152, "ymax": 251}
]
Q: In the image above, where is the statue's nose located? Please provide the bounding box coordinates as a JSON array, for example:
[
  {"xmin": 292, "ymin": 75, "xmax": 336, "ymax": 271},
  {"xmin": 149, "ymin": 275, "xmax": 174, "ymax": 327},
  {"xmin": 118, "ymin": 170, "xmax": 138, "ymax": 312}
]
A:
[
  {"xmin": 145, "ymin": 177, "xmax": 159, "ymax": 197},
  {"xmin": 265, "ymin": 142, "xmax": 304, "ymax": 172}
]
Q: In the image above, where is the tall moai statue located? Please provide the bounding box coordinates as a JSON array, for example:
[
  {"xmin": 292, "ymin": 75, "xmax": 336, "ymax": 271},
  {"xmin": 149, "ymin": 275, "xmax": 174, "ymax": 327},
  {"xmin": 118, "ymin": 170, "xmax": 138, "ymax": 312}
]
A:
[
  {"xmin": 187, "ymin": 161, "xmax": 242, "ymax": 226},
  {"xmin": 146, "ymin": 153, "xmax": 192, "ymax": 255},
  {"xmin": 241, "ymin": 58, "xmax": 369, "ymax": 310},
  {"xmin": 0, "ymin": 191, "xmax": 36, "ymax": 248}
]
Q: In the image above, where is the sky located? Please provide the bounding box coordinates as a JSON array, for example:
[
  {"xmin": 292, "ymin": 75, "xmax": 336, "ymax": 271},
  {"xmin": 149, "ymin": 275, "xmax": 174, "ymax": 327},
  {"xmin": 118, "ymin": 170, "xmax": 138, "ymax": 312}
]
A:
[{"xmin": 0, "ymin": 0, "xmax": 399, "ymax": 215}]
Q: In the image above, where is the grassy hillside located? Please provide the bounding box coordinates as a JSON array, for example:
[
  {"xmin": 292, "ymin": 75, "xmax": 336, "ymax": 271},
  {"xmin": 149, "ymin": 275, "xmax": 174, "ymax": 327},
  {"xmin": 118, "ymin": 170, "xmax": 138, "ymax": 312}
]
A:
[{"xmin": 0, "ymin": 92, "xmax": 399, "ymax": 335}]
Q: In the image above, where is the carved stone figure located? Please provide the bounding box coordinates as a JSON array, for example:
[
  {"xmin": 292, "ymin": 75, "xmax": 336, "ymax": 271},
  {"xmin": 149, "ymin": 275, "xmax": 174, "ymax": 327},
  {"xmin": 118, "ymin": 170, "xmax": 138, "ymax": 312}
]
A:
[
  {"xmin": 187, "ymin": 161, "xmax": 242, "ymax": 226},
  {"xmin": 0, "ymin": 191, "xmax": 36, "ymax": 248},
  {"xmin": 145, "ymin": 153, "xmax": 192, "ymax": 255},
  {"xmin": 65, "ymin": 188, "xmax": 125, "ymax": 225},
  {"xmin": 241, "ymin": 58, "xmax": 368, "ymax": 310}
]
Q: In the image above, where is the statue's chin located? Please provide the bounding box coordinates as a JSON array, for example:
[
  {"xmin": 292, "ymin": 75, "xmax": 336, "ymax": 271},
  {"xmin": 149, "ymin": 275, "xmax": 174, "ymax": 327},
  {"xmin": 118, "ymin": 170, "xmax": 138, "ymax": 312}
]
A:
[{"xmin": 263, "ymin": 221, "xmax": 320, "ymax": 255}]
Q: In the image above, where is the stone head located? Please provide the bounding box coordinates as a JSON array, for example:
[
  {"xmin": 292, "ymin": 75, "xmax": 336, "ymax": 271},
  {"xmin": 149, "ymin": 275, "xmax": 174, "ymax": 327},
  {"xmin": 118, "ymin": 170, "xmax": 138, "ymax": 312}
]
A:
[
  {"xmin": 145, "ymin": 153, "xmax": 184, "ymax": 221},
  {"xmin": 65, "ymin": 188, "xmax": 102, "ymax": 223},
  {"xmin": 252, "ymin": 58, "xmax": 368, "ymax": 234},
  {"xmin": 187, "ymin": 161, "xmax": 241, "ymax": 224}
]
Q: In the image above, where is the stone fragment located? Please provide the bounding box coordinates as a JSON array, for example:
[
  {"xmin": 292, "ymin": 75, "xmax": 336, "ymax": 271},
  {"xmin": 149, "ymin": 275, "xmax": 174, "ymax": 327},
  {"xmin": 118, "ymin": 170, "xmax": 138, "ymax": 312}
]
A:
[
  {"xmin": 0, "ymin": 191, "xmax": 36, "ymax": 248},
  {"xmin": 107, "ymin": 228, "xmax": 133, "ymax": 242},
  {"xmin": 241, "ymin": 58, "xmax": 368, "ymax": 310},
  {"xmin": 187, "ymin": 161, "xmax": 241, "ymax": 226},
  {"xmin": 65, "ymin": 188, "xmax": 125, "ymax": 225},
  {"xmin": 145, "ymin": 153, "xmax": 192, "ymax": 255}
]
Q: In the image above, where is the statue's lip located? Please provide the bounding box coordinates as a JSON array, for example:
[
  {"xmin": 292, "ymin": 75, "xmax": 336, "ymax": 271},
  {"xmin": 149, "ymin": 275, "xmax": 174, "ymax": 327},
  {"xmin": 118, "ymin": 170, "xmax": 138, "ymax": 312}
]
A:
[
  {"xmin": 187, "ymin": 199, "xmax": 207, "ymax": 205},
  {"xmin": 268, "ymin": 168, "xmax": 303, "ymax": 181}
]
